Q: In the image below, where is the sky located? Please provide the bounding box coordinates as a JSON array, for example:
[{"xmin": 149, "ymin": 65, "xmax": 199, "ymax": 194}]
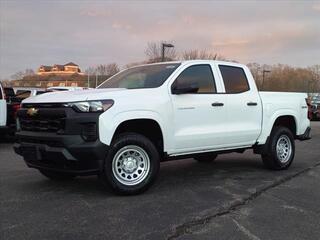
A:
[{"xmin": 0, "ymin": 0, "xmax": 320, "ymax": 79}]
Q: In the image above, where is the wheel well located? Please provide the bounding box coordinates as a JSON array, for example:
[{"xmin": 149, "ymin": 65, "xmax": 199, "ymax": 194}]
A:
[
  {"xmin": 113, "ymin": 119, "xmax": 164, "ymax": 154},
  {"xmin": 273, "ymin": 115, "xmax": 296, "ymax": 137}
]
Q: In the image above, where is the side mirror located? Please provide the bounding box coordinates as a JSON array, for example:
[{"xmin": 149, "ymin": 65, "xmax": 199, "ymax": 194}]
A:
[{"xmin": 172, "ymin": 83, "xmax": 199, "ymax": 95}]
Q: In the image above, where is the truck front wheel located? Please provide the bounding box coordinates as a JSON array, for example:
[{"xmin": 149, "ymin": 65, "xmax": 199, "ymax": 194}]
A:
[
  {"xmin": 261, "ymin": 126, "xmax": 295, "ymax": 170},
  {"xmin": 100, "ymin": 133, "xmax": 160, "ymax": 195}
]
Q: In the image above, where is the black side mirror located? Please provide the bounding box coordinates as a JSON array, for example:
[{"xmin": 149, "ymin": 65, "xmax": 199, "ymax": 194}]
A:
[{"xmin": 172, "ymin": 83, "xmax": 199, "ymax": 95}]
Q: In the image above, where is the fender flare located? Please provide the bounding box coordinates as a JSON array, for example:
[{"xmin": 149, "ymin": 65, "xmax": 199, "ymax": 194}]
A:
[{"xmin": 99, "ymin": 110, "xmax": 167, "ymax": 149}]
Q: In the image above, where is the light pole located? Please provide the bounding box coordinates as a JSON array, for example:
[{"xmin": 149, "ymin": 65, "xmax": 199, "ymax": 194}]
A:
[
  {"xmin": 261, "ymin": 70, "xmax": 271, "ymax": 90},
  {"xmin": 161, "ymin": 43, "xmax": 174, "ymax": 62}
]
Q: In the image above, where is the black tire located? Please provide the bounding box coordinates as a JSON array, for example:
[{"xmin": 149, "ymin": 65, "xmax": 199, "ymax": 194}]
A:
[
  {"xmin": 39, "ymin": 170, "xmax": 76, "ymax": 181},
  {"xmin": 99, "ymin": 133, "xmax": 160, "ymax": 195},
  {"xmin": 194, "ymin": 153, "xmax": 218, "ymax": 163},
  {"xmin": 261, "ymin": 126, "xmax": 295, "ymax": 170}
]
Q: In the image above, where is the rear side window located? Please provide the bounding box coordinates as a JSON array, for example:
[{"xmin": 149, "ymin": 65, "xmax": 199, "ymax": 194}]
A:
[
  {"xmin": 172, "ymin": 65, "xmax": 216, "ymax": 94},
  {"xmin": 219, "ymin": 65, "xmax": 249, "ymax": 93}
]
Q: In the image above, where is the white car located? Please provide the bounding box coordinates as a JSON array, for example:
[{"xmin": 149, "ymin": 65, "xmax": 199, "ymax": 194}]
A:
[
  {"xmin": 14, "ymin": 87, "xmax": 47, "ymax": 99},
  {"xmin": 47, "ymin": 86, "xmax": 88, "ymax": 92},
  {"xmin": 14, "ymin": 60, "xmax": 311, "ymax": 194}
]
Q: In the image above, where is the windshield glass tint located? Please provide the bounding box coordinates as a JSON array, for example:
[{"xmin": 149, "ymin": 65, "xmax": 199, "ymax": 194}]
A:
[{"xmin": 98, "ymin": 63, "xmax": 180, "ymax": 89}]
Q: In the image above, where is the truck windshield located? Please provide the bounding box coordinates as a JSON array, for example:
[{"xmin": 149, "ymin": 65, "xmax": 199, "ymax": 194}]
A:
[{"xmin": 98, "ymin": 63, "xmax": 180, "ymax": 89}]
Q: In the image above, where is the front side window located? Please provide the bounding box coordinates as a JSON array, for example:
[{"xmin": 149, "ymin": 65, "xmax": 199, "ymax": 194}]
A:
[
  {"xmin": 172, "ymin": 65, "xmax": 216, "ymax": 94},
  {"xmin": 98, "ymin": 63, "xmax": 180, "ymax": 89},
  {"xmin": 219, "ymin": 65, "xmax": 250, "ymax": 93}
]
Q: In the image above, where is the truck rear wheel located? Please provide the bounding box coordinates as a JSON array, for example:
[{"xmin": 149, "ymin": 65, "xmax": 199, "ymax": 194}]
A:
[
  {"xmin": 261, "ymin": 126, "xmax": 295, "ymax": 170},
  {"xmin": 99, "ymin": 133, "xmax": 160, "ymax": 195},
  {"xmin": 194, "ymin": 153, "xmax": 218, "ymax": 163}
]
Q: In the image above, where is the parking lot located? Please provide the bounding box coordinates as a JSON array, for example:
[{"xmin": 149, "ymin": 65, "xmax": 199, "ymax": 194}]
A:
[{"xmin": 1, "ymin": 122, "xmax": 319, "ymax": 240}]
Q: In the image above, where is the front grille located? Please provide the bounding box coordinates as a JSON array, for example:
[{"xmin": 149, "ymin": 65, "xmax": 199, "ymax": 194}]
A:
[
  {"xmin": 20, "ymin": 118, "xmax": 64, "ymax": 132},
  {"xmin": 18, "ymin": 104, "xmax": 67, "ymax": 133}
]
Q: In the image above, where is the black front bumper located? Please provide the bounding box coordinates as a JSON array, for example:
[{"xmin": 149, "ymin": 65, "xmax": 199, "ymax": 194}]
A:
[
  {"xmin": 14, "ymin": 105, "xmax": 109, "ymax": 175},
  {"xmin": 14, "ymin": 131, "xmax": 109, "ymax": 175}
]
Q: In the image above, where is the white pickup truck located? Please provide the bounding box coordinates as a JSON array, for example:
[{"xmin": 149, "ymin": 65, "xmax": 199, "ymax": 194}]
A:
[{"xmin": 14, "ymin": 60, "xmax": 311, "ymax": 194}]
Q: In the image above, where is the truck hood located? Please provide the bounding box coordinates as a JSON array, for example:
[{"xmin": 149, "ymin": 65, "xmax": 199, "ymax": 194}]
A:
[{"xmin": 23, "ymin": 88, "xmax": 127, "ymax": 103}]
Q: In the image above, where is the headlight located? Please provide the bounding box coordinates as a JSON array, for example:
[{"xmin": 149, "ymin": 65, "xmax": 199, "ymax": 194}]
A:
[{"xmin": 67, "ymin": 100, "xmax": 114, "ymax": 113}]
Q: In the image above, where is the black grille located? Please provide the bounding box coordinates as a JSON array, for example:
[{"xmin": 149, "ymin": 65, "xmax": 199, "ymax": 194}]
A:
[
  {"xmin": 18, "ymin": 104, "xmax": 67, "ymax": 133},
  {"xmin": 20, "ymin": 118, "xmax": 64, "ymax": 132}
]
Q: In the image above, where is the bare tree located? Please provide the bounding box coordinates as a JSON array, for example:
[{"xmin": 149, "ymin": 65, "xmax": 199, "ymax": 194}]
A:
[
  {"xmin": 10, "ymin": 68, "xmax": 35, "ymax": 80},
  {"xmin": 92, "ymin": 63, "xmax": 120, "ymax": 76},
  {"xmin": 11, "ymin": 71, "xmax": 25, "ymax": 80},
  {"xmin": 105, "ymin": 63, "xmax": 120, "ymax": 76},
  {"xmin": 145, "ymin": 42, "xmax": 177, "ymax": 63},
  {"xmin": 95, "ymin": 64, "xmax": 108, "ymax": 75},
  {"xmin": 85, "ymin": 67, "xmax": 96, "ymax": 75},
  {"xmin": 181, "ymin": 49, "xmax": 226, "ymax": 61},
  {"xmin": 25, "ymin": 68, "xmax": 35, "ymax": 76}
]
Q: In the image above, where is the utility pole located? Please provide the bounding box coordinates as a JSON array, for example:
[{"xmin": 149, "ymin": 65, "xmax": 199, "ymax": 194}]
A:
[
  {"xmin": 161, "ymin": 43, "xmax": 174, "ymax": 62},
  {"xmin": 87, "ymin": 73, "xmax": 90, "ymax": 88},
  {"xmin": 261, "ymin": 70, "xmax": 271, "ymax": 91}
]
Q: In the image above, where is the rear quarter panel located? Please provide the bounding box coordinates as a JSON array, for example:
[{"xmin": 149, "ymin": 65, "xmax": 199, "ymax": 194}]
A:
[{"xmin": 257, "ymin": 92, "xmax": 310, "ymax": 144}]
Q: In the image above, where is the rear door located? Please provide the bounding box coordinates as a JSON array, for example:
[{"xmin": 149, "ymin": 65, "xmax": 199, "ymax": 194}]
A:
[
  {"xmin": 217, "ymin": 64, "xmax": 262, "ymax": 146},
  {"xmin": 170, "ymin": 63, "xmax": 228, "ymax": 153},
  {"xmin": 0, "ymin": 84, "xmax": 6, "ymax": 126}
]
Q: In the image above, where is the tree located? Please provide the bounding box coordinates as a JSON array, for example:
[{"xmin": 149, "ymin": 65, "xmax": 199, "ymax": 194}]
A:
[
  {"xmin": 11, "ymin": 68, "xmax": 35, "ymax": 80},
  {"xmin": 182, "ymin": 49, "xmax": 216, "ymax": 60},
  {"xmin": 145, "ymin": 42, "xmax": 177, "ymax": 63},
  {"xmin": 88, "ymin": 63, "xmax": 120, "ymax": 76},
  {"xmin": 105, "ymin": 63, "xmax": 120, "ymax": 76},
  {"xmin": 11, "ymin": 71, "xmax": 25, "ymax": 80}
]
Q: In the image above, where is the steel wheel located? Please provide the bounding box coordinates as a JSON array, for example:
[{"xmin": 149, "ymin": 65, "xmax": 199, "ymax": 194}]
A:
[
  {"xmin": 276, "ymin": 135, "xmax": 292, "ymax": 163},
  {"xmin": 112, "ymin": 145, "xmax": 150, "ymax": 186}
]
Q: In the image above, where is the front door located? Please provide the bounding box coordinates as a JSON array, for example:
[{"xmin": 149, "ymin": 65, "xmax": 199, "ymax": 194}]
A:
[{"xmin": 170, "ymin": 64, "xmax": 228, "ymax": 153}]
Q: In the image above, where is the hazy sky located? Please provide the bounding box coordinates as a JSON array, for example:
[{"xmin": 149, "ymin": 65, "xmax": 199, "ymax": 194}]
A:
[{"xmin": 0, "ymin": 0, "xmax": 319, "ymax": 79}]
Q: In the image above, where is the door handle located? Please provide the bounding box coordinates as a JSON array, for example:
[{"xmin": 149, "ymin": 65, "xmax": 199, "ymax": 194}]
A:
[
  {"xmin": 212, "ymin": 102, "xmax": 224, "ymax": 107},
  {"xmin": 247, "ymin": 102, "xmax": 258, "ymax": 106}
]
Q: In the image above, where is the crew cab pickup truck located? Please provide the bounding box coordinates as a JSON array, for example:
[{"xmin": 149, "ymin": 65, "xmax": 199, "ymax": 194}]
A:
[{"xmin": 14, "ymin": 60, "xmax": 311, "ymax": 194}]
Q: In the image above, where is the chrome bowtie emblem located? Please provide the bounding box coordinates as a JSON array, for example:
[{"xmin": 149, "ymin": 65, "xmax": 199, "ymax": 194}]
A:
[{"xmin": 27, "ymin": 107, "xmax": 39, "ymax": 117}]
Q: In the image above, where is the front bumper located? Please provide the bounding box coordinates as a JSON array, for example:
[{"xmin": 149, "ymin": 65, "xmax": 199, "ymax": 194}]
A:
[
  {"xmin": 14, "ymin": 104, "xmax": 109, "ymax": 175},
  {"xmin": 14, "ymin": 131, "xmax": 109, "ymax": 175}
]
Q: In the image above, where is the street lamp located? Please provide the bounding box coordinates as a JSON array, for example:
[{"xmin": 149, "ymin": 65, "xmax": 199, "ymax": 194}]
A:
[
  {"xmin": 161, "ymin": 43, "xmax": 174, "ymax": 62},
  {"xmin": 261, "ymin": 70, "xmax": 271, "ymax": 91}
]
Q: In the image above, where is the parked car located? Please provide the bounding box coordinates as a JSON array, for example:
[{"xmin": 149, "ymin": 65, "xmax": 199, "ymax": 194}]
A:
[
  {"xmin": 47, "ymin": 86, "xmax": 88, "ymax": 92},
  {"xmin": 0, "ymin": 85, "xmax": 21, "ymax": 134},
  {"xmin": 14, "ymin": 60, "xmax": 311, "ymax": 194},
  {"xmin": 310, "ymin": 94, "xmax": 320, "ymax": 120},
  {"xmin": 13, "ymin": 87, "xmax": 47, "ymax": 100}
]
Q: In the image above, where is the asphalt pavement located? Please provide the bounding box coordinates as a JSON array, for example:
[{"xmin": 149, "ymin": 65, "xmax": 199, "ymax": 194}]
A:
[{"xmin": 1, "ymin": 122, "xmax": 320, "ymax": 240}]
